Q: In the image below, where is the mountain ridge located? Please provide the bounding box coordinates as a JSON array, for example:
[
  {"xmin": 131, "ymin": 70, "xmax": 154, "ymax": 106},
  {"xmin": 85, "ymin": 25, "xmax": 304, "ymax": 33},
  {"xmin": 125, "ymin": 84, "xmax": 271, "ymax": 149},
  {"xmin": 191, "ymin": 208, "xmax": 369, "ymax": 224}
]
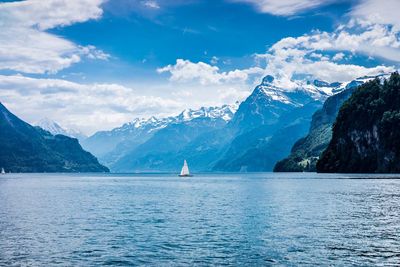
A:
[
  {"xmin": 80, "ymin": 73, "xmax": 390, "ymax": 172},
  {"xmin": 0, "ymin": 102, "xmax": 108, "ymax": 173},
  {"xmin": 81, "ymin": 103, "xmax": 239, "ymax": 161}
]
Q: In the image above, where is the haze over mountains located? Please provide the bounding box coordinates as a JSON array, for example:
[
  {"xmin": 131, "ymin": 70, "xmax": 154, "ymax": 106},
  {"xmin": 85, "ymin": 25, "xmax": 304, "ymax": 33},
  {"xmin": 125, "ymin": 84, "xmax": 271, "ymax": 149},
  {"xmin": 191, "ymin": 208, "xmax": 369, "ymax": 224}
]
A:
[{"xmin": 35, "ymin": 118, "xmax": 87, "ymax": 141}]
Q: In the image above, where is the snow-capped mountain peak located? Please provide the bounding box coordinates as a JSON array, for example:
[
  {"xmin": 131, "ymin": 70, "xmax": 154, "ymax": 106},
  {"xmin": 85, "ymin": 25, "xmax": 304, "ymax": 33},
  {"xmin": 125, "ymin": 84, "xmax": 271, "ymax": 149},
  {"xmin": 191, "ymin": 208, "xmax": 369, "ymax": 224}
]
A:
[
  {"xmin": 83, "ymin": 103, "xmax": 240, "ymax": 158},
  {"xmin": 35, "ymin": 117, "xmax": 65, "ymax": 135},
  {"xmin": 35, "ymin": 118, "xmax": 86, "ymax": 140},
  {"xmin": 115, "ymin": 116, "xmax": 174, "ymax": 134},
  {"xmin": 229, "ymin": 73, "xmax": 390, "ymax": 131},
  {"xmin": 108, "ymin": 103, "xmax": 239, "ymax": 136},
  {"xmin": 177, "ymin": 104, "xmax": 238, "ymax": 122},
  {"xmin": 254, "ymin": 74, "xmax": 390, "ymax": 107}
]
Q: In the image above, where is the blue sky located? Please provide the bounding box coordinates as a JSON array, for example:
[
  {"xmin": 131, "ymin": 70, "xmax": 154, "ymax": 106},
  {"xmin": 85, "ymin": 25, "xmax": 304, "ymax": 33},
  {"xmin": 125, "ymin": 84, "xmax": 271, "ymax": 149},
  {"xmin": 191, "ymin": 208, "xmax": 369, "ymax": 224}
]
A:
[
  {"xmin": 50, "ymin": 0, "xmax": 352, "ymax": 83},
  {"xmin": 0, "ymin": 0, "xmax": 399, "ymax": 133}
]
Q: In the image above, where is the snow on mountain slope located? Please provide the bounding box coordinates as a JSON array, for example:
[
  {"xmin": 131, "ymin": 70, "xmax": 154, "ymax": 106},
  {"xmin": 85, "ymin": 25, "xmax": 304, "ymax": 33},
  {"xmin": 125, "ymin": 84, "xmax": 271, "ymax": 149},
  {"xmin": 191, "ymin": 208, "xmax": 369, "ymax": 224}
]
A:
[
  {"xmin": 254, "ymin": 74, "xmax": 390, "ymax": 107},
  {"xmin": 217, "ymin": 73, "xmax": 390, "ymax": 172},
  {"xmin": 35, "ymin": 118, "xmax": 87, "ymax": 140},
  {"xmin": 229, "ymin": 74, "xmax": 388, "ymax": 132},
  {"xmin": 113, "ymin": 116, "xmax": 175, "ymax": 134},
  {"xmin": 177, "ymin": 104, "xmax": 239, "ymax": 122},
  {"xmin": 256, "ymin": 75, "xmax": 341, "ymax": 106},
  {"xmin": 111, "ymin": 103, "xmax": 238, "ymax": 135},
  {"xmin": 82, "ymin": 103, "xmax": 239, "ymax": 159}
]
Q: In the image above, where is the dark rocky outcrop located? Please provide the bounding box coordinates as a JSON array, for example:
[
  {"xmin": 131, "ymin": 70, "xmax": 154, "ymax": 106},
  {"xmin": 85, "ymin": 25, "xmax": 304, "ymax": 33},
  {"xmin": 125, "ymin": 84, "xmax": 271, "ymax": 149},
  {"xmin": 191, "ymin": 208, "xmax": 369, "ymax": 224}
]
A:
[{"xmin": 317, "ymin": 73, "xmax": 400, "ymax": 173}]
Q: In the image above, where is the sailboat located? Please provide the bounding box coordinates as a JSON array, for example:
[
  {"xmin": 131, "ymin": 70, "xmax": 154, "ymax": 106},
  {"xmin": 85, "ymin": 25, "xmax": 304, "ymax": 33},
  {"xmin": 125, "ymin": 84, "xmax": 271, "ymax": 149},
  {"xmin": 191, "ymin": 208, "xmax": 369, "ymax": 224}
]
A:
[
  {"xmin": 1, "ymin": 168, "xmax": 5, "ymax": 174},
  {"xmin": 179, "ymin": 160, "xmax": 193, "ymax": 177}
]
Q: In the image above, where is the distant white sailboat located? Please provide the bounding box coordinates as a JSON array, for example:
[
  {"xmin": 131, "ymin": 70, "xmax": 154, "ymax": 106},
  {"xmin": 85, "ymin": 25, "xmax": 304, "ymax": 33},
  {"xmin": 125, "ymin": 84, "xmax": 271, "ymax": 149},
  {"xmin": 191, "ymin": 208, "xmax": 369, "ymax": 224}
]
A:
[
  {"xmin": 179, "ymin": 160, "xmax": 193, "ymax": 177},
  {"xmin": 1, "ymin": 168, "xmax": 5, "ymax": 174}
]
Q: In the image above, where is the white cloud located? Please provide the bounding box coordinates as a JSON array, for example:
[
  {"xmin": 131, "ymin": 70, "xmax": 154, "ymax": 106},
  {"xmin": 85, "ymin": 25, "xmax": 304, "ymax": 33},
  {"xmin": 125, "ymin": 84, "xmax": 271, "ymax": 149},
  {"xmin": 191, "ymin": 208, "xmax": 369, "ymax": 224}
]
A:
[
  {"xmin": 141, "ymin": 0, "xmax": 160, "ymax": 9},
  {"xmin": 0, "ymin": 0, "xmax": 109, "ymax": 74},
  {"xmin": 269, "ymin": 21, "xmax": 400, "ymax": 61},
  {"xmin": 351, "ymin": 0, "xmax": 400, "ymax": 30},
  {"xmin": 157, "ymin": 59, "xmax": 264, "ymax": 85},
  {"xmin": 332, "ymin": 52, "xmax": 345, "ymax": 61},
  {"xmin": 0, "ymin": 75, "xmax": 181, "ymax": 134},
  {"xmin": 159, "ymin": 24, "xmax": 397, "ymax": 86},
  {"xmin": 0, "ymin": 74, "xmax": 251, "ymax": 134},
  {"xmin": 80, "ymin": 45, "xmax": 111, "ymax": 60},
  {"xmin": 253, "ymin": 20, "xmax": 399, "ymax": 82},
  {"xmin": 229, "ymin": 1, "xmax": 400, "ymax": 83},
  {"xmin": 1, "ymin": 0, "xmax": 104, "ymax": 31},
  {"xmin": 230, "ymin": 0, "xmax": 334, "ymax": 16},
  {"xmin": 210, "ymin": 56, "xmax": 219, "ymax": 65},
  {"xmin": 157, "ymin": 7, "xmax": 400, "ymax": 104}
]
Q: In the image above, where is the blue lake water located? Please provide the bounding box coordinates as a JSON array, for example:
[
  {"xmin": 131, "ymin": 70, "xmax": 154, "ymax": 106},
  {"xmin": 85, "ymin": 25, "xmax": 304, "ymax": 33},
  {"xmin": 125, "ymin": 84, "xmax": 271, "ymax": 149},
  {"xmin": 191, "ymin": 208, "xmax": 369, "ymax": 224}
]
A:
[{"xmin": 1, "ymin": 173, "xmax": 400, "ymax": 266}]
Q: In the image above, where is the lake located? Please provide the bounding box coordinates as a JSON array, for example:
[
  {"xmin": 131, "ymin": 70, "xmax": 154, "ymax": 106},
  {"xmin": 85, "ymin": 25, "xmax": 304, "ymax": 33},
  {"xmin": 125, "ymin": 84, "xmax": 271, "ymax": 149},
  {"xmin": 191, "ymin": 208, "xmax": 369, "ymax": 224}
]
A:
[{"xmin": 1, "ymin": 173, "xmax": 399, "ymax": 266}]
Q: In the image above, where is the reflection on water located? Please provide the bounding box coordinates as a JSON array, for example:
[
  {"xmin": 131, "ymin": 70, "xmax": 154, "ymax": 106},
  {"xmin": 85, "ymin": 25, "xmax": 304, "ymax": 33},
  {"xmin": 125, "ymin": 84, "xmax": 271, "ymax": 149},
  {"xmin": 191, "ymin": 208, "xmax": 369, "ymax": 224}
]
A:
[{"xmin": 0, "ymin": 173, "xmax": 399, "ymax": 265}]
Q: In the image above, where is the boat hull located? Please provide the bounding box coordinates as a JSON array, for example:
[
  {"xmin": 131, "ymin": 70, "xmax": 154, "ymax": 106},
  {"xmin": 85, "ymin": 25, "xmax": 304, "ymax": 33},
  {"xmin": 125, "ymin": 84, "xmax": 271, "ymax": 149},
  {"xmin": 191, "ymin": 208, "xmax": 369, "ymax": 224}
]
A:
[{"xmin": 179, "ymin": 174, "xmax": 193, "ymax": 177}]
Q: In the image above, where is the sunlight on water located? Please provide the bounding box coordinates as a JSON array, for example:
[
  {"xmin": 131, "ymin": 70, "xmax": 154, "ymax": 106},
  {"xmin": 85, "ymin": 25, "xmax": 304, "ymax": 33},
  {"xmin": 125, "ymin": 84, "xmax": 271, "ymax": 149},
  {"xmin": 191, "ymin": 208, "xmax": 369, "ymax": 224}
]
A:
[{"xmin": 1, "ymin": 173, "xmax": 400, "ymax": 265}]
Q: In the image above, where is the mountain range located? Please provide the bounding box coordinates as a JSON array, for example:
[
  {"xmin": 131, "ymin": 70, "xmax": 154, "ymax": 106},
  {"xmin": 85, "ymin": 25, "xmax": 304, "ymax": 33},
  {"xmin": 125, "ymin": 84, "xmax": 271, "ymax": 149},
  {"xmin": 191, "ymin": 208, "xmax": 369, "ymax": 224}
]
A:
[
  {"xmin": 2, "ymin": 73, "xmax": 387, "ymax": 173},
  {"xmin": 81, "ymin": 74, "xmax": 372, "ymax": 172},
  {"xmin": 81, "ymin": 104, "xmax": 238, "ymax": 171}
]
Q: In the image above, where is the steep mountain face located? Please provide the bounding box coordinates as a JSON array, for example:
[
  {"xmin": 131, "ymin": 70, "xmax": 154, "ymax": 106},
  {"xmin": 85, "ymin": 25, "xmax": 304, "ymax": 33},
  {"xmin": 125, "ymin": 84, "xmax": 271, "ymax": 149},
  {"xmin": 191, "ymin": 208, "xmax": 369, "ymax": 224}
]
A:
[
  {"xmin": 273, "ymin": 88, "xmax": 356, "ymax": 172},
  {"xmin": 215, "ymin": 101, "xmax": 322, "ymax": 171},
  {"xmin": 0, "ymin": 103, "xmax": 108, "ymax": 173},
  {"xmin": 317, "ymin": 73, "xmax": 400, "ymax": 173},
  {"xmin": 35, "ymin": 118, "xmax": 87, "ymax": 141},
  {"xmin": 228, "ymin": 75, "xmax": 336, "ymax": 133},
  {"xmin": 274, "ymin": 74, "xmax": 389, "ymax": 172},
  {"xmin": 83, "ymin": 104, "xmax": 238, "ymax": 170},
  {"xmin": 212, "ymin": 75, "xmax": 349, "ymax": 172}
]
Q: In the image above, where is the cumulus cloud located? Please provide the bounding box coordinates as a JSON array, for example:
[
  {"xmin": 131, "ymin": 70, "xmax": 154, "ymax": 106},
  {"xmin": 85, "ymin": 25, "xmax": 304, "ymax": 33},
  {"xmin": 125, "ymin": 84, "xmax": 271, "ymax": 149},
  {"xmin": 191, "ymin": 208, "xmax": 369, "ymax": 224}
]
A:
[
  {"xmin": 159, "ymin": 3, "xmax": 400, "ymax": 86},
  {"xmin": 230, "ymin": 0, "xmax": 334, "ymax": 16},
  {"xmin": 141, "ymin": 0, "xmax": 160, "ymax": 9},
  {"xmin": 332, "ymin": 52, "xmax": 345, "ymax": 61},
  {"xmin": 351, "ymin": 0, "xmax": 400, "ymax": 30},
  {"xmin": 2, "ymin": 0, "xmax": 104, "ymax": 30},
  {"xmin": 0, "ymin": 0, "xmax": 109, "ymax": 74},
  {"xmin": 254, "ymin": 19, "xmax": 398, "ymax": 82},
  {"xmin": 0, "ymin": 75, "xmax": 181, "ymax": 134},
  {"xmin": 157, "ymin": 59, "xmax": 264, "ymax": 85},
  {"xmin": 0, "ymin": 74, "xmax": 251, "ymax": 133},
  {"xmin": 159, "ymin": 22, "xmax": 397, "ymax": 86}
]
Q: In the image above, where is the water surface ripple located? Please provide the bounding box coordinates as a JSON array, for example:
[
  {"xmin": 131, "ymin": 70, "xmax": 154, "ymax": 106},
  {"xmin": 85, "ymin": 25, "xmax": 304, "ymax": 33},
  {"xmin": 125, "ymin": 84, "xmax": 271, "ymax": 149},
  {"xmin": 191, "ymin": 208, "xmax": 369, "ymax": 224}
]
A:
[{"xmin": 1, "ymin": 173, "xmax": 400, "ymax": 266}]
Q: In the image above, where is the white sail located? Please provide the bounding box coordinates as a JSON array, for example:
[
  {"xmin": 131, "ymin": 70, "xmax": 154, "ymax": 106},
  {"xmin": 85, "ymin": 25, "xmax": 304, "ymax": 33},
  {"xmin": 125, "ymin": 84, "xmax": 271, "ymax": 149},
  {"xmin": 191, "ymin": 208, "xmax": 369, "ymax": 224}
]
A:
[
  {"xmin": 1, "ymin": 168, "xmax": 5, "ymax": 174},
  {"xmin": 180, "ymin": 160, "xmax": 190, "ymax": 176}
]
